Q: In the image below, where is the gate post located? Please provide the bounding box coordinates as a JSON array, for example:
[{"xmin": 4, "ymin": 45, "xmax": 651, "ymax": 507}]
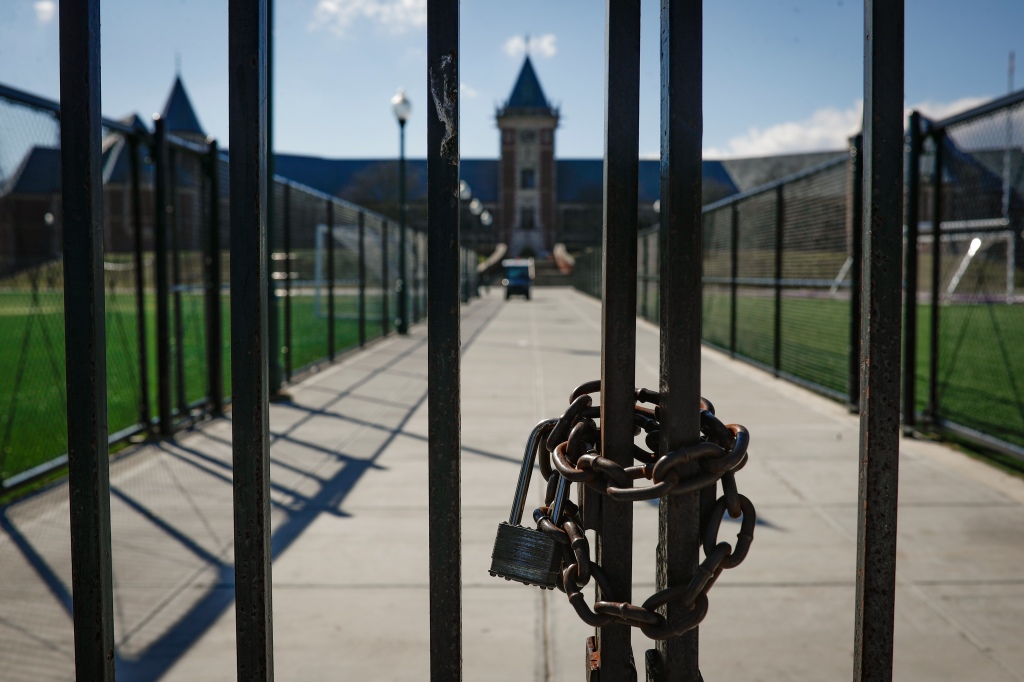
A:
[
  {"xmin": 774, "ymin": 185, "xmax": 784, "ymax": 375},
  {"xmin": 327, "ymin": 199, "xmax": 336, "ymax": 360},
  {"xmin": 153, "ymin": 116, "xmax": 173, "ymax": 434},
  {"xmin": 228, "ymin": 0, "xmax": 275, "ymax": 676},
  {"xmin": 382, "ymin": 219, "xmax": 390, "ymax": 335},
  {"xmin": 902, "ymin": 112, "xmax": 922, "ymax": 434},
  {"xmin": 130, "ymin": 135, "xmax": 153, "ymax": 429},
  {"xmin": 848, "ymin": 135, "xmax": 864, "ymax": 411},
  {"xmin": 206, "ymin": 138, "xmax": 224, "ymax": 416},
  {"xmin": 58, "ymin": 0, "xmax": 116, "ymax": 676},
  {"xmin": 651, "ymin": 0, "xmax": 705, "ymax": 679},
  {"xmin": 853, "ymin": 1, "xmax": 904, "ymax": 679},
  {"xmin": 358, "ymin": 211, "xmax": 366, "ymax": 345},
  {"xmin": 283, "ymin": 183, "xmax": 292, "ymax": 381},
  {"xmin": 426, "ymin": 0, "xmax": 462, "ymax": 677},
  {"xmin": 169, "ymin": 147, "xmax": 188, "ymax": 416},
  {"xmin": 927, "ymin": 130, "xmax": 944, "ymax": 425}
]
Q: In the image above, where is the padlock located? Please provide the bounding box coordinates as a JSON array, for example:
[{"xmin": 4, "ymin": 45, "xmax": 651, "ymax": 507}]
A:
[{"xmin": 489, "ymin": 418, "xmax": 568, "ymax": 589}]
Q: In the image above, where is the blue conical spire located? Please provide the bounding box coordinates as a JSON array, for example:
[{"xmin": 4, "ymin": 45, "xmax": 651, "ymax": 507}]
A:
[
  {"xmin": 506, "ymin": 56, "xmax": 551, "ymax": 110},
  {"xmin": 162, "ymin": 76, "xmax": 205, "ymax": 137}
]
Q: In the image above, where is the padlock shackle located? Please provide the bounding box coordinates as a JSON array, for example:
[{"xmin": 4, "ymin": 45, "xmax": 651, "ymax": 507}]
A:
[
  {"xmin": 509, "ymin": 418, "xmax": 559, "ymax": 525},
  {"xmin": 550, "ymin": 473, "xmax": 569, "ymax": 524}
]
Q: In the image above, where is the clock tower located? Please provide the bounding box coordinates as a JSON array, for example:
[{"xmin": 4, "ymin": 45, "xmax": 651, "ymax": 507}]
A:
[{"xmin": 496, "ymin": 56, "xmax": 559, "ymax": 257}]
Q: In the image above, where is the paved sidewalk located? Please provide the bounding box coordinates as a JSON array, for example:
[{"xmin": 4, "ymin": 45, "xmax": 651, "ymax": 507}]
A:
[{"xmin": 3, "ymin": 287, "xmax": 1024, "ymax": 681}]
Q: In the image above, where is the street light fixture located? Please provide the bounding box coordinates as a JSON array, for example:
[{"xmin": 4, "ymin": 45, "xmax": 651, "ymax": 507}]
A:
[{"xmin": 392, "ymin": 88, "xmax": 411, "ymax": 334}]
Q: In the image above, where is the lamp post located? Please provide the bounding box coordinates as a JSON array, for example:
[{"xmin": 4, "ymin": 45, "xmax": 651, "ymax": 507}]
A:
[
  {"xmin": 468, "ymin": 199, "xmax": 483, "ymax": 297},
  {"xmin": 392, "ymin": 88, "xmax": 411, "ymax": 334},
  {"xmin": 458, "ymin": 181, "xmax": 473, "ymax": 302},
  {"xmin": 479, "ymin": 209, "xmax": 493, "ymax": 295}
]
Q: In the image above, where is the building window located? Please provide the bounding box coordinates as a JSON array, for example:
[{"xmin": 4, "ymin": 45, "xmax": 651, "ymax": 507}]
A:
[
  {"xmin": 520, "ymin": 207, "xmax": 536, "ymax": 230},
  {"xmin": 520, "ymin": 168, "xmax": 536, "ymax": 189}
]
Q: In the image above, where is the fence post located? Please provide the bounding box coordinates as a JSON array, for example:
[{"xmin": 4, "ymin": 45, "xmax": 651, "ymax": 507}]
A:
[
  {"xmin": 327, "ymin": 199, "xmax": 336, "ymax": 360},
  {"xmin": 206, "ymin": 138, "xmax": 224, "ymax": 416},
  {"xmin": 853, "ymin": 1, "xmax": 904, "ymax": 678},
  {"xmin": 382, "ymin": 219, "xmax": 390, "ymax": 335},
  {"xmin": 426, "ymin": 1, "xmax": 462, "ymax": 678},
  {"xmin": 58, "ymin": 1, "xmax": 116, "ymax": 676},
  {"xmin": 651, "ymin": 0, "xmax": 704, "ymax": 679},
  {"xmin": 282, "ymin": 183, "xmax": 292, "ymax": 380},
  {"xmin": 228, "ymin": 0, "xmax": 274, "ymax": 676},
  {"xmin": 412, "ymin": 230, "xmax": 421, "ymax": 322},
  {"xmin": 927, "ymin": 130, "xmax": 944, "ymax": 425},
  {"xmin": 129, "ymin": 135, "xmax": 153, "ymax": 430},
  {"xmin": 169, "ymin": 147, "xmax": 188, "ymax": 416},
  {"xmin": 153, "ymin": 116, "xmax": 173, "ymax": 435},
  {"xmin": 903, "ymin": 112, "xmax": 922, "ymax": 434},
  {"xmin": 730, "ymin": 203, "xmax": 739, "ymax": 357},
  {"xmin": 641, "ymin": 231, "xmax": 650, "ymax": 319},
  {"xmin": 774, "ymin": 185, "xmax": 784, "ymax": 375},
  {"xmin": 848, "ymin": 135, "xmax": 864, "ymax": 410},
  {"xmin": 358, "ymin": 211, "xmax": 366, "ymax": 345}
]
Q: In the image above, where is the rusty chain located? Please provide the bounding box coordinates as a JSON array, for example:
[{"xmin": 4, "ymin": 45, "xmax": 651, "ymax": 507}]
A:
[{"xmin": 531, "ymin": 379, "xmax": 755, "ymax": 640}]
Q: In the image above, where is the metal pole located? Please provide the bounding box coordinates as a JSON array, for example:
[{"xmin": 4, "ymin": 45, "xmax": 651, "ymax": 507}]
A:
[
  {"xmin": 397, "ymin": 120, "xmax": 409, "ymax": 334},
  {"xmin": 153, "ymin": 117, "xmax": 173, "ymax": 435},
  {"xmin": 382, "ymin": 219, "xmax": 390, "ymax": 335},
  {"xmin": 169, "ymin": 147, "xmax": 188, "ymax": 417},
  {"xmin": 229, "ymin": 0, "xmax": 274, "ymax": 677},
  {"xmin": 902, "ymin": 112, "xmax": 922, "ymax": 434},
  {"xmin": 358, "ymin": 211, "xmax": 366, "ymax": 345},
  {"xmin": 426, "ymin": 0, "xmax": 461, "ymax": 677},
  {"xmin": 59, "ymin": 1, "xmax": 115, "ymax": 676},
  {"xmin": 730, "ymin": 203, "xmax": 739, "ymax": 357},
  {"xmin": 412, "ymin": 230, "xmax": 421, "ymax": 322},
  {"xmin": 327, "ymin": 199, "xmax": 336, "ymax": 359},
  {"xmin": 283, "ymin": 183, "xmax": 292, "ymax": 381},
  {"xmin": 774, "ymin": 185, "xmax": 784, "ymax": 375},
  {"xmin": 129, "ymin": 135, "xmax": 153, "ymax": 430},
  {"xmin": 927, "ymin": 131, "xmax": 944, "ymax": 424},
  {"xmin": 651, "ymin": 0, "xmax": 704, "ymax": 679},
  {"xmin": 849, "ymin": 135, "xmax": 864, "ymax": 411},
  {"xmin": 853, "ymin": 1, "xmax": 904, "ymax": 679},
  {"xmin": 641, "ymin": 231, "xmax": 650, "ymax": 319},
  {"xmin": 206, "ymin": 138, "xmax": 224, "ymax": 416},
  {"xmin": 597, "ymin": 0, "xmax": 641, "ymax": 678},
  {"xmin": 266, "ymin": 0, "xmax": 284, "ymax": 396}
]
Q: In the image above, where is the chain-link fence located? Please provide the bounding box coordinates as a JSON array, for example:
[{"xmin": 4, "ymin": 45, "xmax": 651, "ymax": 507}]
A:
[
  {"xmin": 0, "ymin": 83, "xmax": 458, "ymax": 488},
  {"xmin": 572, "ymin": 90, "xmax": 1024, "ymax": 459}
]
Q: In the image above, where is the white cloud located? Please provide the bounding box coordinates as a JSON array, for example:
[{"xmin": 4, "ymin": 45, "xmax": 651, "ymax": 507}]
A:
[
  {"xmin": 503, "ymin": 34, "xmax": 557, "ymax": 60},
  {"xmin": 703, "ymin": 95, "xmax": 994, "ymax": 159},
  {"xmin": 34, "ymin": 1, "xmax": 56, "ymax": 24},
  {"xmin": 310, "ymin": 0, "xmax": 426, "ymax": 37},
  {"xmin": 461, "ymin": 82, "xmax": 479, "ymax": 99}
]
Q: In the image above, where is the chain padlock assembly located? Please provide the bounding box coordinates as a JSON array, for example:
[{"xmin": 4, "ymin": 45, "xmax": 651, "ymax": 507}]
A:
[
  {"xmin": 490, "ymin": 380, "xmax": 757, "ymax": 641},
  {"xmin": 489, "ymin": 418, "xmax": 570, "ymax": 589}
]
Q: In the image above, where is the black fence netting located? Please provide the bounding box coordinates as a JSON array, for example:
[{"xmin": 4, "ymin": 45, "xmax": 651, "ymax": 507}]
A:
[
  {"xmin": 0, "ymin": 83, "xmax": 452, "ymax": 487},
  {"xmin": 571, "ymin": 89, "xmax": 1024, "ymax": 459}
]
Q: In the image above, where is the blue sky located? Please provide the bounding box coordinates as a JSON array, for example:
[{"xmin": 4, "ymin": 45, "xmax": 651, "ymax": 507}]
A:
[{"xmin": 1, "ymin": 0, "xmax": 1023, "ymax": 160}]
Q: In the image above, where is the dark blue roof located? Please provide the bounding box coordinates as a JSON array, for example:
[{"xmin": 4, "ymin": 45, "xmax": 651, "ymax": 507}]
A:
[
  {"xmin": 273, "ymin": 155, "xmax": 500, "ymax": 203},
  {"xmin": 162, "ymin": 77, "xmax": 204, "ymax": 137},
  {"xmin": 556, "ymin": 159, "xmax": 739, "ymax": 204},
  {"xmin": 5, "ymin": 146, "xmax": 61, "ymax": 194},
  {"xmin": 505, "ymin": 57, "xmax": 551, "ymax": 111}
]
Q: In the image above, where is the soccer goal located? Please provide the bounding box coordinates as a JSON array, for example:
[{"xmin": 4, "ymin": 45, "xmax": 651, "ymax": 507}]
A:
[{"xmin": 918, "ymin": 221, "xmax": 1017, "ymax": 303}]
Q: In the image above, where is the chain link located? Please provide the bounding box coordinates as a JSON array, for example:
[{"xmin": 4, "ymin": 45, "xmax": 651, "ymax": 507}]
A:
[{"xmin": 532, "ymin": 379, "xmax": 755, "ymax": 640}]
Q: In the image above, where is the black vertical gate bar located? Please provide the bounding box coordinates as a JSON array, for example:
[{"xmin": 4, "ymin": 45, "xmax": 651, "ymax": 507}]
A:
[
  {"xmin": 412, "ymin": 230, "xmax": 421, "ymax": 322},
  {"xmin": 283, "ymin": 183, "xmax": 293, "ymax": 381},
  {"xmin": 130, "ymin": 135, "xmax": 153, "ymax": 431},
  {"xmin": 853, "ymin": 1, "xmax": 904, "ymax": 679},
  {"xmin": 774, "ymin": 185, "xmax": 784, "ymax": 375},
  {"xmin": 206, "ymin": 139, "xmax": 224, "ymax": 416},
  {"xmin": 170, "ymin": 147, "xmax": 188, "ymax": 416},
  {"xmin": 927, "ymin": 130, "xmax": 944, "ymax": 425},
  {"xmin": 426, "ymin": 0, "xmax": 461, "ymax": 676},
  {"xmin": 60, "ymin": 0, "xmax": 116, "ymax": 675},
  {"xmin": 641, "ymin": 232, "xmax": 650, "ymax": 319},
  {"xmin": 266, "ymin": 0, "xmax": 283, "ymax": 397},
  {"xmin": 902, "ymin": 112, "xmax": 922, "ymax": 434},
  {"xmin": 229, "ymin": 0, "xmax": 274, "ymax": 676},
  {"xmin": 398, "ymin": 118, "xmax": 409, "ymax": 334},
  {"xmin": 652, "ymin": 0, "xmax": 704, "ymax": 679},
  {"xmin": 598, "ymin": 0, "xmax": 641, "ymax": 678},
  {"xmin": 358, "ymin": 211, "xmax": 366, "ymax": 345},
  {"xmin": 382, "ymin": 219, "xmax": 390, "ymax": 335},
  {"xmin": 153, "ymin": 117, "xmax": 173, "ymax": 435},
  {"xmin": 729, "ymin": 202, "xmax": 739, "ymax": 357},
  {"xmin": 327, "ymin": 199, "xmax": 336, "ymax": 359},
  {"xmin": 848, "ymin": 135, "xmax": 864, "ymax": 410}
]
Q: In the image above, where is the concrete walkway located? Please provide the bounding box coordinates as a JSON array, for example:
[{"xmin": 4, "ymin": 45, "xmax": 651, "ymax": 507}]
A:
[{"xmin": 3, "ymin": 287, "xmax": 1024, "ymax": 681}]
